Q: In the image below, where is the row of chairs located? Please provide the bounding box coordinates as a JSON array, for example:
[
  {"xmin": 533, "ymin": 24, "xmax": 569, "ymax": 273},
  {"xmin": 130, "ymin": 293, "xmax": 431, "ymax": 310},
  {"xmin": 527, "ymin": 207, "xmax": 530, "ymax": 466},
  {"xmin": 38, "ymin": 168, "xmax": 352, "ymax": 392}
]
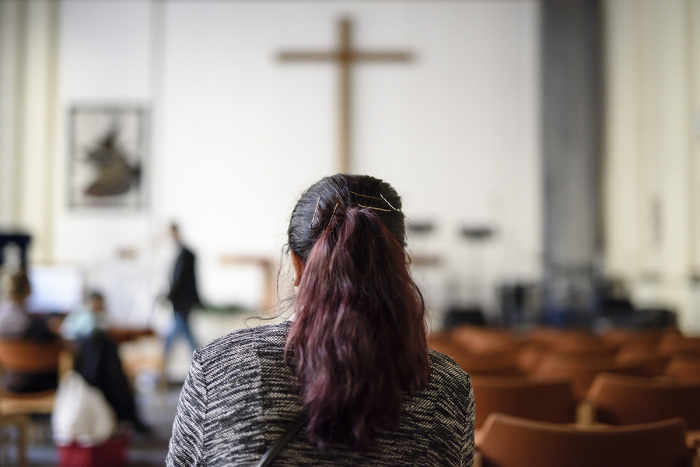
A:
[
  {"xmin": 429, "ymin": 326, "xmax": 700, "ymax": 398},
  {"xmin": 472, "ymin": 373, "xmax": 700, "ymax": 431},
  {"xmin": 469, "ymin": 371, "xmax": 700, "ymax": 465},
  {"xmin": 441, "ymin": 325, "xmax": 700, "ymax": 359},
  {"xmin": 429, "ymin": 326, "xmax": 700, "ymax": 466}
]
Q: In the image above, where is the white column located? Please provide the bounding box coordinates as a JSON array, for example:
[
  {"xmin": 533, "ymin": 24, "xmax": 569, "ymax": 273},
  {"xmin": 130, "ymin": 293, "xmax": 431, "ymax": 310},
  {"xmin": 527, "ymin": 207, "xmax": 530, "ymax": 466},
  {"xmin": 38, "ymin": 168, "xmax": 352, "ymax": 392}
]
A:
[
  {"xmin": 0, "ymin": 1, "xmax": 25, "ymax": 228},
  {"xmin": 0, "ymin": 1, "xmax": 59, "ymax": 260},
  {"xmin": 19, "ymin": 0, "xmax": 60, "ymax": 261}
]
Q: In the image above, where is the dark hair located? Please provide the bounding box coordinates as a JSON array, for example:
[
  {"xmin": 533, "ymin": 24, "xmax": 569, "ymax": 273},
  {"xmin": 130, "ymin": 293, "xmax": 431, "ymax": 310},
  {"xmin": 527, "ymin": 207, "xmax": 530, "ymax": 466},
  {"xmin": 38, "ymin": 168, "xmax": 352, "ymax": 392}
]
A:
[
  {"xmin": 87, "ymin": 291, "xmax": 104, "ymax": 301},
  {"xmin": 285, "ymin": 174, "xmax": 429, "ymax": 450},
  {"xmin": 5, "ymin": 271, "xmax": 31, "ymax": 302}
]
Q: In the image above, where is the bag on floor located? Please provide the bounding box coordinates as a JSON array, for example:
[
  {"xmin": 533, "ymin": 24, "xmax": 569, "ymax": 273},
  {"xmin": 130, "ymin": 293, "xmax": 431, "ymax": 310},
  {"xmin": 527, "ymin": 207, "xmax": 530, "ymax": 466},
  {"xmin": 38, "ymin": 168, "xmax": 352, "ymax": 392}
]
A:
[
  {"xmin": 56, "ymin": 435, "xmax": 129, "ymax": 467},
  {"xmin": 52, "ymin": 370, "xmax": 116, "ymax": 446},
  {"xmin": 53, "ymin": 371, "xmax": 128, "ymax": 466}
]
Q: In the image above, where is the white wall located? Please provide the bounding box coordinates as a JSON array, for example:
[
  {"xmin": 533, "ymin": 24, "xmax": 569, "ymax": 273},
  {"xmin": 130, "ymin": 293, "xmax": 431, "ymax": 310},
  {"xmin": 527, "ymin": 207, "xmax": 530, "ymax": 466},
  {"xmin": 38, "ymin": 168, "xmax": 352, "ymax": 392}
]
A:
[
  {"xmin": 157, "ymin": 1, "xmax": 542, "ymax": 317},
  {"xmin": 30, "ymin": 0, "xmax": 539, "ymax": 323},
  {"xmin": 52, "ymin": 1, "xmax": 157, "ymax": 324}
]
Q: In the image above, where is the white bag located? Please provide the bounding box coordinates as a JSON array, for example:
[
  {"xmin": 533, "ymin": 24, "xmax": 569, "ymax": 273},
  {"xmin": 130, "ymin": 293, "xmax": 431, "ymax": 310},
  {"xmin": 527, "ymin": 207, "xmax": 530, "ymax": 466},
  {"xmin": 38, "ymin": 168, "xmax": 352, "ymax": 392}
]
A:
[{"xmin": 52, "ymin": 371, "xmax": 117, "ymax": 446}]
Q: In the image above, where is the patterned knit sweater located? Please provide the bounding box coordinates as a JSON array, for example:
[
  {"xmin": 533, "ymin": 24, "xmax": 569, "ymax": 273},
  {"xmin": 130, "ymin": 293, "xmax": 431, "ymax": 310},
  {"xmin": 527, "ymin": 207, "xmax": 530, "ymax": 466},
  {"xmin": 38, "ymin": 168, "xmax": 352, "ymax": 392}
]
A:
[{"xmin": 167, "ymin": 322, "xmax": 474, "ymax": 466}]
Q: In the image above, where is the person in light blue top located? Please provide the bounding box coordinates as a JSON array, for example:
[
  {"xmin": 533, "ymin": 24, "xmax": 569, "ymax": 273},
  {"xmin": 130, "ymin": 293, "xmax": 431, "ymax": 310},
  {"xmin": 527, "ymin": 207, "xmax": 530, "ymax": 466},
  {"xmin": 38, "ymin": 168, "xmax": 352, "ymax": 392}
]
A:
[{"xmin": 61, "ymin": 291, "xmax": 108, "ymax": 341}]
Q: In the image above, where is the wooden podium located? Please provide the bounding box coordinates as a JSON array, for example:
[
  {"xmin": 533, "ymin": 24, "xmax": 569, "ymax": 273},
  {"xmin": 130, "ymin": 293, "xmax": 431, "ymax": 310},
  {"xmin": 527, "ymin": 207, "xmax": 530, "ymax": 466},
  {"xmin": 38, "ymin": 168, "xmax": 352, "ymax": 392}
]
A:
[{"xmin": 219, "ymin": 255, "xmax": 276, "ymax": 310}]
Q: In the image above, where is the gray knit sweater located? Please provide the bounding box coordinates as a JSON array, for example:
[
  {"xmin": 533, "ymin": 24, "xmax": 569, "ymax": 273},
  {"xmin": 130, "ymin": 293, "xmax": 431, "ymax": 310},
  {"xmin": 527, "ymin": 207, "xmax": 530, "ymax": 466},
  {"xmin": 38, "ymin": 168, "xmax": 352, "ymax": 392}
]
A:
[{"xmin": 167, "ymin": 322, "xmax": 474, "ymax": 466}]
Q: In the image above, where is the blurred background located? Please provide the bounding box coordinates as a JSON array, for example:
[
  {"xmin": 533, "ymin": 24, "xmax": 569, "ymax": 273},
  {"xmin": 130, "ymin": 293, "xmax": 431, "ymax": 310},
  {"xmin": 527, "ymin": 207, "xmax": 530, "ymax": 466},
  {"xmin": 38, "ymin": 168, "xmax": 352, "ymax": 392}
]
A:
[
  {"xmin": 2, "ymin": 0, "xmax": 700, "ymax": 464},
  {"xmin": 3, "ymin": 0, "xmax": 699, "ymax": 333}
]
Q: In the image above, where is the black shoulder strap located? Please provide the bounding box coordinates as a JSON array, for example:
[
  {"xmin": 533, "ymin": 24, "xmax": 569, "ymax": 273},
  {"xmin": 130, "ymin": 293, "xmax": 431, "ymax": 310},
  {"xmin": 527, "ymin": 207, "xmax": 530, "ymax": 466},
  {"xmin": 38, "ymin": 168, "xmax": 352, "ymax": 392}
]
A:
[{"xmin": 255, "ymin": 414, "xmax": 306, "ymax": 467}]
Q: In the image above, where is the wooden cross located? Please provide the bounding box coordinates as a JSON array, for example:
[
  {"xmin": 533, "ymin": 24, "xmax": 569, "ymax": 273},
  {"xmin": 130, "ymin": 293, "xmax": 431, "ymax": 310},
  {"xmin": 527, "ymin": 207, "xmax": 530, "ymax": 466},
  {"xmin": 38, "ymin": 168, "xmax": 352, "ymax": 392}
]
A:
[{"xmin": 278, "ymin": 18, "xmax": 413, "ymax": 173}]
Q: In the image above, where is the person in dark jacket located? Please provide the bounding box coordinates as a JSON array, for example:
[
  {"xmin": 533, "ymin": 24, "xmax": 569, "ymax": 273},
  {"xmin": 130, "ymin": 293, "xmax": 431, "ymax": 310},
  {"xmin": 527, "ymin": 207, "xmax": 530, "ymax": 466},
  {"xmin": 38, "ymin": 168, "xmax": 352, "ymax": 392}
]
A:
[
  {"xmin": 0, "ymin": 271, "xmax": 60, "ymax": 393},
  {"xmin": 164, "ymin": 223, "xmax": 200, "ymax": 357}
]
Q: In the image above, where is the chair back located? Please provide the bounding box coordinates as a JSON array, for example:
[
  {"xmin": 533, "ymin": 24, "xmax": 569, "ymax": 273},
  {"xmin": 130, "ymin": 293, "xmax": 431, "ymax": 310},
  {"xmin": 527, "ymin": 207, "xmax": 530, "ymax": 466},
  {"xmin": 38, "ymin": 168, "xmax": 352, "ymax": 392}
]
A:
[
  {"xmin": 472, "ymin": 377, "xmax": 576, "ymax": 428},
  {"xmin": 478, "ymin": 414, "xmax": 691, "ymax": 467},
  {"xmin": 534, "ymin": 354, "xmax": 646, "ymax": 399},
  {"xmin": 659, "ymin": 335, "xmax": 700, "ymax": 357},
  {"xmin": 601, "ymin": 329, "xmax": 660, "ymax": 348},
  {"xmin": 451, "ymin": 326, "xmax": 521, "ymax": 353},
  {"xmin": 429, "ymin": 341, "xmax": 521, "ymax": 376},
  {"xmin": 586, "ymin": 373, "xmax": 700, "ymax": 429},
  {"xmin": 526, "ymin": 328, "xmax": 597, "ymax": 346},
  {"xmin": 615, "ymin": 347, "xmax": 669, "ymax": 376},
  {"xmin": 665, "ymin": 355, "xmax": 700, "ymax": 383},
  {"xmin": 0, "ymin": 339, "xmax": 63, "ymax": 373}
]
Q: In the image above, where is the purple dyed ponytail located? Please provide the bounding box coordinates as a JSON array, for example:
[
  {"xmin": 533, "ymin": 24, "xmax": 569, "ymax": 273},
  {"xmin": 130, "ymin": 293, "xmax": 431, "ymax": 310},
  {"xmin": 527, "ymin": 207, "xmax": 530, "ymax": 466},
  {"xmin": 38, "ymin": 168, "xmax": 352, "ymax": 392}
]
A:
[{"xmin": 285, "ymin": 175, "xmax": 429, "ymax": 450}]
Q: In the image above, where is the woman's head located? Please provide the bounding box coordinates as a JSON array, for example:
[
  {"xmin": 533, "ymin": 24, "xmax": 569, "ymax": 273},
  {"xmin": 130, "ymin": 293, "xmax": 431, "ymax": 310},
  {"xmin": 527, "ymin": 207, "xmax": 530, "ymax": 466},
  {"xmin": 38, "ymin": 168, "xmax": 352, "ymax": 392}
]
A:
[
  {"xmin": 285, "ymin": 174, "xmax": 429, "ymax": 450},
  {"xmin": 2, "ymin": 271, "xmax": 31, "ymax": 303},
  {"xmin": 288, "ymin": 174, "xmax": 406, "ymax": 263}
]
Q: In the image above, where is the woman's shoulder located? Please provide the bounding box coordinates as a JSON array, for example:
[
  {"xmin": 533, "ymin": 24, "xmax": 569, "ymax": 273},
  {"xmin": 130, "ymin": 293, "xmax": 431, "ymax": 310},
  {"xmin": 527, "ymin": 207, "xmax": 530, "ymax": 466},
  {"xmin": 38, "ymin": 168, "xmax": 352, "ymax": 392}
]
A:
[
  {"xmin": 427, "ymin": 348, "xmax": 472, "ymax": 389},
  {"xmin": 195, "ymin": 321, "xmax": 290, "ymax": 364},
  {"xmin": 423, "ymin": 348, "xmax": 474, "ymax": 420}
]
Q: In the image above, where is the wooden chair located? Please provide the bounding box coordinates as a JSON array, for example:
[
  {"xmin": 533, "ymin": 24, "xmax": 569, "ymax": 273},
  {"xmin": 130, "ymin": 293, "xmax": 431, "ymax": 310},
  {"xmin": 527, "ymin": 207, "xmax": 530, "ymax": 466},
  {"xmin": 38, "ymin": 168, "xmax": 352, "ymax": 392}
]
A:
[
  {"xmin": 586, "ymin": 373, "xmax": 700, "ymax": 428},
  {"xmin": 451, "ymin": 326, "xmax": 522, "ymax": 353},
  {"xmin": 472, "ymin": 376, "xmax": 576, "ymax": 448},
  {"xmin": 428, "ymin": 341, "xmax": 522, "ymax": 376},
  {"xmin": 477, "ymin": 414, "xmax": 692, "ymax": 467},
  {"xmin": 615, "ymin": 346, "xmax": 669, "ymax": 376},
  {"xmin": 0, "ymin": 339, "xmax": 69, "ymax": 462},
  {"xmin": 516, "ymin": 343, "xmax": 549, "ymax": 373},
  {"xmin": 533, "ymin": 353, "xmax": 646, "ymax": 400},
  {"xmin": 526, "ymin": 328, "xmax": 598, "ymax": 347},
  {"xmin": 472, "ymin": 377, "xmax": 576, "ymax": 429},
  {"xmin": 666, "ymin": 355, "xmax": 700, "ymax": 384},
  {"xmin": 525, "ymin": 328, "xmax": 618, "ymax": 358},
  {"xmin": 601, "ymin": 329, "xmax": 660, "ymax": 348},
  {"xmin": 0, "ymin": 339, "xmax": 66, "ymax": 416},
  {"xmin": 661, "ymin": 339, "xmax": 700, "ymax": 358},
  {"xmin": 586, "ymin": 373, "xmax": 700, "ymax": 448},
  {"xmin": 660, "ymin": 334, "xmax": 700, "ymax": 357},
  {"xmin": 549, "ymin": 339, "xmax": 618, "ymax": 358},
  {"xmin": 426, "ymin": 331, "xmax": 454, "ymax": 351}
]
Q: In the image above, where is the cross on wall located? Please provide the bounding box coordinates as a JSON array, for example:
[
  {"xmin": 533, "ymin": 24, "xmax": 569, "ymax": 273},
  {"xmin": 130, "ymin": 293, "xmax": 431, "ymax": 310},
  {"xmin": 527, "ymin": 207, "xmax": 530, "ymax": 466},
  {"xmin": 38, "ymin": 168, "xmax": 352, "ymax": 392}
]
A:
[{"xmin": 278, "ymin": 18, "xmax": 414, "ymax": 173}]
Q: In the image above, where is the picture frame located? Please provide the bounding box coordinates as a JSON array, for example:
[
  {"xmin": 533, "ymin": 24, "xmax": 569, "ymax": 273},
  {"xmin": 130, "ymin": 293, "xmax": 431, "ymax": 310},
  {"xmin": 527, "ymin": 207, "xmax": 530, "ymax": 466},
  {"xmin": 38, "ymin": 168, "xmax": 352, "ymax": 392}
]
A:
[{"xmin": 68, "ymin": 104, "xmax": 147, "ymax": 209}]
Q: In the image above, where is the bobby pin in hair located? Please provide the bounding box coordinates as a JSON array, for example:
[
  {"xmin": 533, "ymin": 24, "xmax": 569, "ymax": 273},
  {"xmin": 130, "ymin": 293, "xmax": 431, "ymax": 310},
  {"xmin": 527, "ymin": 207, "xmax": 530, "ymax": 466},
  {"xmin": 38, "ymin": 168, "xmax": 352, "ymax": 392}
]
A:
[
  {"xmin": 351, "ymin": 191, "xmax": 402, "ymax": 213},
  {"xmin": 309, "ymin": 197, "xmax": 320, "ymax": 228},
  {"xmin": 350, "ymin": 191, "xmax": 382, "ymax": 200},
  {"xmin": 358, "ymin": 204, "xmax": 392, "ymax": 212},
  {"xmin": 328, "ymin": 203, "xmax": 339, "ymax": 228},
  {"xmin": 380, "ymin": 194, "xmax": 400, "ymax": 212}
]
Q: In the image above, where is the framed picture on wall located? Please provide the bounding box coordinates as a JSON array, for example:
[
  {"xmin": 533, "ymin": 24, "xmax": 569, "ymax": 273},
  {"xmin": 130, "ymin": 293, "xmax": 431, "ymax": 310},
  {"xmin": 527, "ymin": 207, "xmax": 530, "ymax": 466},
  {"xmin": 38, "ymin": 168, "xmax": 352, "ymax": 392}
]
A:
[{"xmin": 68, "ymin": 104, "xmax": 147, "ymax": 209}]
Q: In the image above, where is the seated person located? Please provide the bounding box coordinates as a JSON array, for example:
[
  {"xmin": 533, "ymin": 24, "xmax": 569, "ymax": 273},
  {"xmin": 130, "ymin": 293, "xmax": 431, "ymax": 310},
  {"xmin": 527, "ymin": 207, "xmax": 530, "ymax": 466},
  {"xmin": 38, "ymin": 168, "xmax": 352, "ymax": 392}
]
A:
[
  {"xmin": 62, "ymin": 290, "xmax": 151, "ymax": 434},
  {"xmin": 60, "ymin": 290, "xmax": 108, "ymax": 341},
  {"xmin": 0, "ymin": 270, "xmax": 60, "ymax": 393}
]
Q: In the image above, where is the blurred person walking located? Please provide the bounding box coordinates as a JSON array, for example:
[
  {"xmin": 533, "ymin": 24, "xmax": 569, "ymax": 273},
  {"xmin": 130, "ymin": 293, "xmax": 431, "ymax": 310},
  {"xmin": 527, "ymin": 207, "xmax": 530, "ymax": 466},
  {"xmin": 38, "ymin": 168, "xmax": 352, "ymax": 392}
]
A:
[{"xmin": 163, "ymin": 223, "xmax": 200, "ymax": 360}]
